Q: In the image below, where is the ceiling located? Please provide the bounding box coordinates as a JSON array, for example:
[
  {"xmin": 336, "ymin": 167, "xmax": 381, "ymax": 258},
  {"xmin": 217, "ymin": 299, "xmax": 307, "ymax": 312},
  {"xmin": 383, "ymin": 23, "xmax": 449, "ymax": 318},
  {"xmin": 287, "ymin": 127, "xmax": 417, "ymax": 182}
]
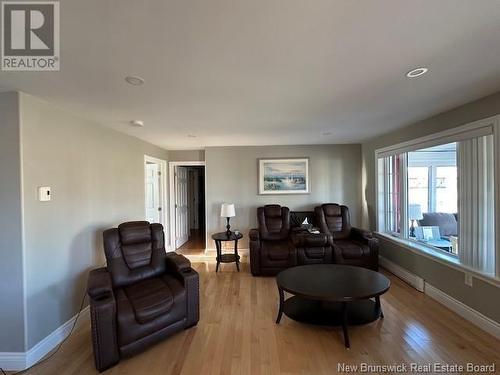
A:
[{"xmin": 1, "ymin": 0, "xmax": 500, "ymax": 150}]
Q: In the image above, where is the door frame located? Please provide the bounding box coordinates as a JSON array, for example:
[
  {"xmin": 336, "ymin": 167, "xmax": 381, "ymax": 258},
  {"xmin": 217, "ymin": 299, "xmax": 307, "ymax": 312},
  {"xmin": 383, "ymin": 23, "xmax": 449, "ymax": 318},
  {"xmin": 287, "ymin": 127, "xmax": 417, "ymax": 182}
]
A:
[
  {"xmin": 144, "ymin": 155, "xmax": 167, "ymax": 225},
  {"xmin": 168, "ymin": 161, "xmax": 207, "ymax": 252}
]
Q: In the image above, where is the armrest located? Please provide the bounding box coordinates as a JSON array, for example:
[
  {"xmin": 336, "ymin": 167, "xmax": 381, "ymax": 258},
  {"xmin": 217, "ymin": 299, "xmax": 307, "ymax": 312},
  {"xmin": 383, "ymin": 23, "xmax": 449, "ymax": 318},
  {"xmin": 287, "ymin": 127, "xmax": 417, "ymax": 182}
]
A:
[
  {"xmin": 165, "ymin": 252, "xmax": 192, "ymax": 274},
  {"xmin": 165, "ymin": 253, "xmax": 199, "ymax": 328},
  {"xmin": 291, "ymin": 232, "xmax": 332, "ymax": 247},
  {"xmin": 351, "ymin": 227, "xmax": 374, "ymax": 242},
  {"xmin": 249, "ymin": 229, "xmax": 260, "ymax": 241},
  {"xmin": 87, "ymin": 268, "xmax": 119, "ymax": 371},
  {"xmin": 87, "ymin": 268, "xmax": 113, "ymax": 301}
]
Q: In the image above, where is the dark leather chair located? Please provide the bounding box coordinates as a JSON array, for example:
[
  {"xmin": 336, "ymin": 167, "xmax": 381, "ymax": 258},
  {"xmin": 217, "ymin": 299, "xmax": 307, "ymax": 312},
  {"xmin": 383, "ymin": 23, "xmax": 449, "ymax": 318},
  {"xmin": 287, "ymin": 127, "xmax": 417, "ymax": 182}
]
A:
[
  {"xmin": 315, "ymin": 204, "xmax": 379, "ymax": 270},
  {"xmin": 292, "ymin": 232, "xmax": 333, "ymax": 265},
  {"xmin": 249, "ymin": 205, "xmax": 296, "ymax": 275},
  {"xmin": 87, "ymin": 221, "xmax": 199, "ymax": 372}
]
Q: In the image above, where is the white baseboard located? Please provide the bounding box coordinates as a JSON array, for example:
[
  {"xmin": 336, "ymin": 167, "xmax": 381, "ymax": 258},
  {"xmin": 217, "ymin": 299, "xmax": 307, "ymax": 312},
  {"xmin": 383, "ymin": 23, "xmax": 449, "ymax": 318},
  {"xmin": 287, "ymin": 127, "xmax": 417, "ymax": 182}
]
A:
[
  {"xmin": 0, "ymin": 306, "xmax": 89, "ymax": 371},
  {"xmin": 379, "ymin": 256, "xmax": 425, "ymax": 292},
  {"xmin": 424, "ymin": 283, "xmax": 500, "ymax": 340},
  {"xmin": 380, "ymin": 256, "xmax": 500, "ymax": 341}
]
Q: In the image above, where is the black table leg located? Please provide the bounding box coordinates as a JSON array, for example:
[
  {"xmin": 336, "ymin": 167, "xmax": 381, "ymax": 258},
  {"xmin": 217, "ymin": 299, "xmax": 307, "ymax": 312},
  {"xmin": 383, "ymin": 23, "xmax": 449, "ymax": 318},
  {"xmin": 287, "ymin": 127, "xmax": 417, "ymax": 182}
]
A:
[
  {"xmin": 375, "ymin": 295, "xmax": 384, "ymax": 319},
  {"xmin": 215, "ymin": 240, "xmax": 221, "ymax": 272},
  {"xmin": 276, "ymin": 287, "xmax": 284, "ymax": 324},
  {"xmin": 234, "ymin": 239, "xmax": 240, "ymax": 272},
  {"xmin": 341, "ymin": 302, "xmax": 350, "ymax": 348}
]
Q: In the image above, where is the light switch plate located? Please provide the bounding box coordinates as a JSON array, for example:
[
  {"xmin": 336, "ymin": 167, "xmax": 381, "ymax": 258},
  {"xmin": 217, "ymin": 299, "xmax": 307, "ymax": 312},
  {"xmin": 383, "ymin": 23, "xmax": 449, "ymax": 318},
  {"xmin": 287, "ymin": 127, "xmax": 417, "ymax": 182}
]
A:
[{"xmin": 38, "ymin": 186, "xmax": 51, "ymax": 201}]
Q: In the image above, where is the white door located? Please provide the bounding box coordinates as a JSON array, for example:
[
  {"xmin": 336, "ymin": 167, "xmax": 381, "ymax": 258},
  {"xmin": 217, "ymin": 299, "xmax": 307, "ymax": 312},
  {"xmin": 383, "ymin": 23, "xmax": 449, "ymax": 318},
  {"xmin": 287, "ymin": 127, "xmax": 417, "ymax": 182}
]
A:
[
  {"xmin": 145, "ymin": 163, "xmax": 161, "ymax": 223},
  {"xmin": 175, "ymin": 166, "xmax": 189, "ymax": 248}
]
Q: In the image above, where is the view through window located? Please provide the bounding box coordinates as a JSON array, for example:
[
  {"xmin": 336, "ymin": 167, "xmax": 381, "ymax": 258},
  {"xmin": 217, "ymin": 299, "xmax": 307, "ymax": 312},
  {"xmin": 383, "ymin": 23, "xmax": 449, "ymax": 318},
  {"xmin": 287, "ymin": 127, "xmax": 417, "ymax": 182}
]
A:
[
  {"xmin": 407, "ymin": 143, "xmax": 458, "ymax": 254},
  {"xmin": 377, "ymin": 134, "xmax": 496, "ymax": 276}
]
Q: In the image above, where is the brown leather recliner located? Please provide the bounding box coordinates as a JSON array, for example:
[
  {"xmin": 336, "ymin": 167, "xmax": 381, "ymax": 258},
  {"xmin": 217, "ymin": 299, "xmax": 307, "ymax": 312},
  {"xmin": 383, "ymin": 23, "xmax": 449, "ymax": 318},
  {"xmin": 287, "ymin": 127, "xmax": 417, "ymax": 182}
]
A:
[
  {"xmin": 315, "ymin": 204, "xmax": 379, "ymax": 270},
  {"xmin": 249, "ymin": 205, "xmax": 296, "ymax": 275},
  {"xmin": 292, "ymin": 232, "xmax": 334, "ymax": 265},
  {"xmin": 87, "ymin": 221, "xmax": 199, "ymax": 372}
]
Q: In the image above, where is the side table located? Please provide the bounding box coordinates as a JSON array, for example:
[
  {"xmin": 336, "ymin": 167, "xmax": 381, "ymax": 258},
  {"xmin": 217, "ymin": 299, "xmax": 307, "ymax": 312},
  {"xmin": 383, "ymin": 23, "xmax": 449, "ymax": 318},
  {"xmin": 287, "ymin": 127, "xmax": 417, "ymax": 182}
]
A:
[{"xmin": 211, "ymin": 232, "xmax": 243, "ymax": 272}]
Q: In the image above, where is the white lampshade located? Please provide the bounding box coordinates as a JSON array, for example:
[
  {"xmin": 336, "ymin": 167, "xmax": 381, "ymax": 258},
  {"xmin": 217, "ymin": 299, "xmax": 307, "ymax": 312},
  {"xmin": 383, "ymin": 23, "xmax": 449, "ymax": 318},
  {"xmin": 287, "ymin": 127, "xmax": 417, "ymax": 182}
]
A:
[
  {"xmin": 220, "ymin": 203, "xmax": 236, "ymax": 218},
  {"xmin": 408, "ymin": 204, "xmax": 423, "ymax": 220}
]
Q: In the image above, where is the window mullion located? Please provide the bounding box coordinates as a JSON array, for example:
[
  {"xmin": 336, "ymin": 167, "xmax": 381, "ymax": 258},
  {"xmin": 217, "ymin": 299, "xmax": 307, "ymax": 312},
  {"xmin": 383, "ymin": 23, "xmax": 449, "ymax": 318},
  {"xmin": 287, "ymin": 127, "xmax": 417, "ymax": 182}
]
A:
[
  {"xmin": 400, "ymin": 153, "xmax": 408, "ymax": 238},
  {"xmin": 429, "ymin": 166, "xmax": 436, "ymax": 212}
]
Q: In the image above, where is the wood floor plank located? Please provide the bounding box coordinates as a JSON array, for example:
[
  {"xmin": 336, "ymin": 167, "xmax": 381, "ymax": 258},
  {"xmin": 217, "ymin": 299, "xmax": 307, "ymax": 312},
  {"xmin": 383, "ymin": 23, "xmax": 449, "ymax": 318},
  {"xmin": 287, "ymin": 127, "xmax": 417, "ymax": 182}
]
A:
[{"xmin": 19, "ymin": 260, "xmax": 500, "ymax": 375}]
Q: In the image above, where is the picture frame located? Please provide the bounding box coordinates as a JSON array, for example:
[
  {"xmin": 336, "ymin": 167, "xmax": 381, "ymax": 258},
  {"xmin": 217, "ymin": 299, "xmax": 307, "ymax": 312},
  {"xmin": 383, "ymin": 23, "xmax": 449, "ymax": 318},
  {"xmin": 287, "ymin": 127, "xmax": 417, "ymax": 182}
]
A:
[{"xmin": 258, "ymin": 158, "xmax": 309, "ymax": 195}]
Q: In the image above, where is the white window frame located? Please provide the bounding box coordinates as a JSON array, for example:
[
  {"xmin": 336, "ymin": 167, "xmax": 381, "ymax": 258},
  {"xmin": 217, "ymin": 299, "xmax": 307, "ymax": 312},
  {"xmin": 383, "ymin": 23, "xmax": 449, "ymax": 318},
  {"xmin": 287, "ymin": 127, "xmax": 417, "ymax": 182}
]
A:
[{"xmin": 375, "ymin": 115, "xmax": 500, "ymax": 279}]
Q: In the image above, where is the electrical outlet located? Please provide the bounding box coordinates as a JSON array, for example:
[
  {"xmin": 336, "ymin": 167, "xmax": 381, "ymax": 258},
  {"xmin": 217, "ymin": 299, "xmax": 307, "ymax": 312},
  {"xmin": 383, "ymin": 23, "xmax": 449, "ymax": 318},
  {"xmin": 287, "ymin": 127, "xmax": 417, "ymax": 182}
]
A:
[{"xmin": 464, "ymin": 273, "xmax": 473, "ymax": 287}]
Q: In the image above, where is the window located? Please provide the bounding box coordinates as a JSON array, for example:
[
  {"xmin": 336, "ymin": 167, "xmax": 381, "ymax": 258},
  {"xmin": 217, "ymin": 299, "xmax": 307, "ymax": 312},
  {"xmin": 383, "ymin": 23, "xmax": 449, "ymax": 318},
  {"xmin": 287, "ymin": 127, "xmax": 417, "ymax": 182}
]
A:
[{"xmin": 376, "ymin": 117, "xmax": 499, "ymax": 278}]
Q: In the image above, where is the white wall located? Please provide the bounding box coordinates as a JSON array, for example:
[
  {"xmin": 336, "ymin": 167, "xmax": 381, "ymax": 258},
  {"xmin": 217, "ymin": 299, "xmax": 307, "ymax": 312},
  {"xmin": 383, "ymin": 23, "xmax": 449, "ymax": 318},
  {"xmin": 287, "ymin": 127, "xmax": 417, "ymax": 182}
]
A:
[
  {"xmin": 168, "ymin": 150, "xmax": 205, "ymax": 162},
  {"xmin": 0, "ymin": 92, "xmax": 25, "ymax": 352},
  {"xmin": 19, "ymin": 93, "xmax": 169, "ymax": 349},
  {"xmin": 205, "ymin": 144, "xmax": 362, "ymax": 249}
]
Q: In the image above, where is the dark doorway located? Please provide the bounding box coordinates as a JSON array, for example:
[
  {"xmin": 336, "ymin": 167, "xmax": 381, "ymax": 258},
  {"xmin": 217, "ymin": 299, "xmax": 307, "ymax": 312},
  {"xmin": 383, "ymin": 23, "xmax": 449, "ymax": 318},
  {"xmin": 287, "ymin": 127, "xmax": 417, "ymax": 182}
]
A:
[{"xmin": 177, "ymin": 166, "xmax": 205, "ymax": 255}]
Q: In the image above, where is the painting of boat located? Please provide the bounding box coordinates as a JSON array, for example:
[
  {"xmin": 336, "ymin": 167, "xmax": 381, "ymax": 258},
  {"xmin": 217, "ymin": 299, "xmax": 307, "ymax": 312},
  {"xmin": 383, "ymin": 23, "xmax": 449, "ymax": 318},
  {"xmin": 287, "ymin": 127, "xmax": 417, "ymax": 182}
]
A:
[{"xmin": 259, "ymin": 158, "xmax": 309, "ymax": 194}]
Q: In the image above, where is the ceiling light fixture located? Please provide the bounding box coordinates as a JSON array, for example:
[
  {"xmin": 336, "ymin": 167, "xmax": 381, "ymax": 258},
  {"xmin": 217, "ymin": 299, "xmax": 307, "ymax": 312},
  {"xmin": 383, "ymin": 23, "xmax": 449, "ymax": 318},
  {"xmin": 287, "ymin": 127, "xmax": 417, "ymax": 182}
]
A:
[
  {"xmin": 130, "ymin": 120, "xmax": 144, "ymax": 127},
  {"xmin": 406, "ymin": 67, "xmax": 429, "ymax": 78},
  {"xmin": 187, "ymin": 134, "xmax": 197, "ymax": 138},
  {"xmin": 125, "ymin": 75, "xmax": 145, "ymax": 86},
  {"xmin": 322, "ymin": 131, "xmax": 332, "ymax": 136}
]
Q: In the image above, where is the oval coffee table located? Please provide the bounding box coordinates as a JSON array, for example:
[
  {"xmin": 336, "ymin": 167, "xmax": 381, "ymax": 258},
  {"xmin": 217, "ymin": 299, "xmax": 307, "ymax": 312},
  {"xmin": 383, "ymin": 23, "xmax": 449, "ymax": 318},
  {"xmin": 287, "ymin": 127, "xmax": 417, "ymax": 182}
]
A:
[{"xmin": 276, "ymin": 264, "xmax": 390, "ymax": 348}]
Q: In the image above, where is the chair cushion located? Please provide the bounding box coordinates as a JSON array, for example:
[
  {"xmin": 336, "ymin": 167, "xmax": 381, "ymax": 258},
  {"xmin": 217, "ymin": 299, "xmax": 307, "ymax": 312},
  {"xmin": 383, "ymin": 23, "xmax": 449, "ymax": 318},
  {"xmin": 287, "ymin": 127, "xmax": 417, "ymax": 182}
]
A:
[
  {"xmin": 323, "ymin": 204, "xmax": 341, "ymax": 216},
  {"xmin": 263, "ymin": 240, "xmax": 290, "ymax": 261},
  {"xmin": 334, "ymin": 240, "xmax": 370, "ymax": 259},
  {"xmin": 118, "ymin": 221, "xmax": 152, "ymax": 245},
  {"xmin": 264, "ymin": 205, "xmax": 283, "ymax": 218},
  {"xmin": 116, "ymin": 275, "xmax": 186, "ymax": 347},
  {"xmin": 304, "ymin": 247, "xmax": 327, "ymax": 259},
  {"xmin": 123, "ymin": 277, "xmax": 174, "ymax": 324}
]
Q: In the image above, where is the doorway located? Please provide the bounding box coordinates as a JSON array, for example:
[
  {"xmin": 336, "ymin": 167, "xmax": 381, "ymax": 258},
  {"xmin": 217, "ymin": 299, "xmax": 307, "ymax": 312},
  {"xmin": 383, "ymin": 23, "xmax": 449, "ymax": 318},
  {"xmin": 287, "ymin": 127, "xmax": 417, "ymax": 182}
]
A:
[
  {"xmin": 144, "ymin": 155, "xmax": 167, "ymax": 224},
  {"xmin": 169, "ymin": 161, "xmax": 206, "ymax": 254}
]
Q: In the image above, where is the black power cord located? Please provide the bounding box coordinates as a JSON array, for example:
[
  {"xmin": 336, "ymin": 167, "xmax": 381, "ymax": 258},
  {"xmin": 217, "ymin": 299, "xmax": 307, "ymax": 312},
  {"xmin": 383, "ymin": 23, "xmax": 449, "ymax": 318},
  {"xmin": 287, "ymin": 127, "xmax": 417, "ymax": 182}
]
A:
[{"xmin": 0, "ymin": 291, "xmax": 87, "ymax": 375}]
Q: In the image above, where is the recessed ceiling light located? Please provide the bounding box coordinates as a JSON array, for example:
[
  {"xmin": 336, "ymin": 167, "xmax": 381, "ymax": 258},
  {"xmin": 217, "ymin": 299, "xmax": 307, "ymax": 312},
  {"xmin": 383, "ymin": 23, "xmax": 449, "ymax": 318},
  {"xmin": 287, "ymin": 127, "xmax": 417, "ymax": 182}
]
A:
[
  {"xmin": 322, "ymin": 131, "xmax": 332, "ymax": 136},
  {"xmin": 187, "ymin": 134, "xmax": 197, "ymax": 138},
  {"xmin": 125, "ymin": 75, "xmax": 145, "ymax": 86},
  {"xmin": 406, "ymin": 67, "xmax": 429, "ymax": 78},
  {"xmin": 130, "ymin": 120, "xmax": 144, "ymax": 127}
]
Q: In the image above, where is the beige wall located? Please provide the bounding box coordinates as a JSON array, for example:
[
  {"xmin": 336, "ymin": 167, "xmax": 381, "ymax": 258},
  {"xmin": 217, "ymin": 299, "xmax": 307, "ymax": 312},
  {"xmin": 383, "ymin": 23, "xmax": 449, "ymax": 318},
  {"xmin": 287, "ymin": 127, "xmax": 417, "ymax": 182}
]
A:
[
  {"xmin": 362, "ymin": 90, "xmax": 500, "ymax": 323},
  {"xmin": 168, "ymin": 150, "xmax": 205, "ymax": 162},
  {"xmin": 205, "ymin": 144, "xmax": 362, "ymax": 249},
  {"xmin": 0, "ymin": 92, "xmax": 25, "ymax": 352},
  {"xmin": 19, "ymin": 93, "xmax": 169, "ymax": 348}
]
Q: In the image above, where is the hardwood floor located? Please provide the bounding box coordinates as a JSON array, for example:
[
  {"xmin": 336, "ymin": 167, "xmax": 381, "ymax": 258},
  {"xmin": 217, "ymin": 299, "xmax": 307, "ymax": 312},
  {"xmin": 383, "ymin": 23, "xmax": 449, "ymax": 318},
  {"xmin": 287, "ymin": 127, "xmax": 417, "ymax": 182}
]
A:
[
  {"xmin": 22, "ymin": 261, "xmax": 500, "ymax": 375},
  {"xmin": 178, "ymin": 230, "xmax": 206, "ymax": 256}
]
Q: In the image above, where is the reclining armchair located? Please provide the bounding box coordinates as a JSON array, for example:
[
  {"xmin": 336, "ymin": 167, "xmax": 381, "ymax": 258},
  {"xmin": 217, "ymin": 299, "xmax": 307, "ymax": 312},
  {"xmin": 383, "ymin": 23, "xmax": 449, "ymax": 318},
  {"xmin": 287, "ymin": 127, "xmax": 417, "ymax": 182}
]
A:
[
  {"xmin": 249, "ymin": 205, "xmax": 296, "ymax": 275},
  {"xmin": 87, "ymin": 221, "xmax": 199, "ymax": 372},
  {"xmin": 315, "ymin": 204, "xmax": 379, "ymax": 270},
  {"xmin": 292, "ymin": 232, "xmax": 334, "ymax": 265}
]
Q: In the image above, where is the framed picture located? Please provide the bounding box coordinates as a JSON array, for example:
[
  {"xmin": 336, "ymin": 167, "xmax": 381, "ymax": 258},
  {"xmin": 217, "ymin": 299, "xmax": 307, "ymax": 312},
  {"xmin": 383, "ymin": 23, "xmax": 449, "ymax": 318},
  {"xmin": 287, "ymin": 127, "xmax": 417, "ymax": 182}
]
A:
[{"xmin": 258, "ymin": 158, "xmax": 309, "ymax": 194}]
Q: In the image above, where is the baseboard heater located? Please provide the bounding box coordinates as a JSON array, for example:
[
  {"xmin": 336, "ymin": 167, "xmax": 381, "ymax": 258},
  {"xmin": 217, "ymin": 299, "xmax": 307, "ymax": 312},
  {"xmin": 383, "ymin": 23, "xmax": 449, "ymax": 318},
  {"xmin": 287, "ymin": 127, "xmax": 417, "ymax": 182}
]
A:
[{"xmin": 379, "ymin": 256, "xmax": 425, "ymax": 292}]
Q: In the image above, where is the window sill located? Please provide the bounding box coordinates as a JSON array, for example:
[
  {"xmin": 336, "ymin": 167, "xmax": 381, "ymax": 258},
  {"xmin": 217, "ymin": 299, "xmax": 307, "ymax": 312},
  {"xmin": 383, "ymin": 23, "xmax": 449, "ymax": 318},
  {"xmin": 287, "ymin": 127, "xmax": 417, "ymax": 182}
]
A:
[{"xmin": 375, "ymin": 232, "xmax": 500, "ymax": 288}]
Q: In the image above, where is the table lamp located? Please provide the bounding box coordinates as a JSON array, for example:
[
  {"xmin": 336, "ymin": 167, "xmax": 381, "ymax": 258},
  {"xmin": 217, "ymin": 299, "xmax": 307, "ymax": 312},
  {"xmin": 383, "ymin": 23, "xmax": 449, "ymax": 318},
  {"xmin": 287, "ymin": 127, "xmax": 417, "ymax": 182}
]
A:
[
  {"xmin": 408, "ymin": 204, "xmax": 423, "ymax": 237},
  {"xmin": 220, "ymin": 203, "xmax": 236, "ymax": 236}
]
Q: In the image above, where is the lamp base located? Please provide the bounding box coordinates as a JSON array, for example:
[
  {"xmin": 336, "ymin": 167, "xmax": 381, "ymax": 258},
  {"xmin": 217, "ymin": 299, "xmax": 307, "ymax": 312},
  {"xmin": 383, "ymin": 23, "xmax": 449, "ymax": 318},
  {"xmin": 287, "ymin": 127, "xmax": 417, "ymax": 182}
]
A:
[
  {"xmin": 226, "ymin": 217, "xmax": 231, "ymax": 237},
  {"xmin": 409, "ymin": 220, "xmax": 416, "ymax": 237}
]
